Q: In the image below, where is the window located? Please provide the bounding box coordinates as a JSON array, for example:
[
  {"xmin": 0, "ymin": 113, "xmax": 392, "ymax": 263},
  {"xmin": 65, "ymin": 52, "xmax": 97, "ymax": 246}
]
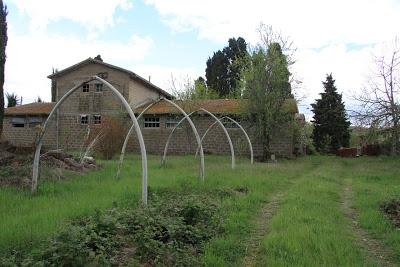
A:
[
  {"xmin": 223, "ymin": 117, "xmax": 240, "ymax": 129},
  {"xmin": 11, "ymin": 117, "xmax": 25, "ymax": 127},
  {"xmin": 28, "ymin": 117, "xmax": 43, "ymax": 127},
  {"xmin": 165, "ymin": 116, "xmax": 182, "ymax": 129},
  {"xmin": 80, "ymin": 114, "xmax": 89, "ymax": 125},
  {"xmin": 82, "ymin": 83, "xmax": 90, "ymax": 92},
  {"xmin": 93, "ymin": 115, "xmax": 102, "ymax": 124},
  {"xmin": 95, "ymin": 83, "xmax": 103, "ymax": 92},
  {"xmin": 144, "ymin": 117, "xmax": 160, "ymax": 128}
]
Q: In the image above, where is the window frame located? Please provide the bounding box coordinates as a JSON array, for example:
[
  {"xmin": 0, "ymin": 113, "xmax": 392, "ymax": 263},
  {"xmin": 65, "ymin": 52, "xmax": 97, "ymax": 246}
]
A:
[
  {"xmin": 11, "ymin": 117, "xmax": 26, "ymax": 128},
  {"xmin": 223, "ymin": 117, "xmax": 241, "ymax": 129},
  {"xmin": 144, "ymin": 116, "xmax": 160, "ymax": 128},
  {"xmin": 165, "ymin": 115, "xmax": 182, "ymax": 129},
  {"xmin": 93, "ymin": 115, "xmax": 102, "ymax": 125},
  {"xmin": 82, "ymin": 83, "xmax": 90, "ymax": 93},
  {"xmin": 80, "ymin": 114, "xmax": 89, "ymax": 125},
  {"xmin": 95, "ymin": 83, "xmax": 103, "ymax": 93}
]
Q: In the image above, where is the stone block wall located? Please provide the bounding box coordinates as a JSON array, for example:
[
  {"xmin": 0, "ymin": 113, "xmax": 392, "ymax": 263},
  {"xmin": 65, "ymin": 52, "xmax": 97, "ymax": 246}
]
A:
[
  {"xmin": 2, "ymin": 112, "xmax": 294, "ymax": 159},
  {"xmin": 2, "ymin": 116, "xmax": 57, "ymax": 149},
  {"xmin": 126, "ymin": 114, "xmax": 294, "ymax": 159}
]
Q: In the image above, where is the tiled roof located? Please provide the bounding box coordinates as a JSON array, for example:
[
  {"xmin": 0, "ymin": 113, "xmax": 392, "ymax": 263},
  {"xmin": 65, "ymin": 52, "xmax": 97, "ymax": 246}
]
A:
[
  {"xmin": 47, "ymin": 57, "xmax": 173, "ymax": 99},
  {"xmin": 135, "ymin": 99, "xmax": 246, "ymax": 114},
  {"xmin": 4, "ymin": 102, "xmax": 55, "ymax": 116}
]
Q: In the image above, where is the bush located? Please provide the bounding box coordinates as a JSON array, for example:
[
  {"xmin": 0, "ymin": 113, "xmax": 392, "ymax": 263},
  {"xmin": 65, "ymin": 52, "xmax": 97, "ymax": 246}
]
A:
[
  {"xmin": 91, "ymin": 117, "xmax": 126, "ymax": 160},
  {"xmin": 1, "ymin": 190, "xmax": 223, "ymax": 266}
]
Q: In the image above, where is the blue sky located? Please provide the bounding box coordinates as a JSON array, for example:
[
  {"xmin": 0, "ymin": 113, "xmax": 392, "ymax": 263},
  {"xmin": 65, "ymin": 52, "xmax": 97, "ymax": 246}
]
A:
[{"xmin": 4, "ymin": 0, "xmax": 400, "ymax": 119}]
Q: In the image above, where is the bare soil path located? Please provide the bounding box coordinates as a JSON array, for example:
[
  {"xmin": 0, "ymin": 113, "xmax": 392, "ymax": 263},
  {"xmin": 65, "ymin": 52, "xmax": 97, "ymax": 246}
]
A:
[
  {"xmin": 342, "ymin": 185, "xmax": 397, "ymax": 267},
  {"xmin": 242, "ymin": 192, "xmax": 285, "ymax": 267}
]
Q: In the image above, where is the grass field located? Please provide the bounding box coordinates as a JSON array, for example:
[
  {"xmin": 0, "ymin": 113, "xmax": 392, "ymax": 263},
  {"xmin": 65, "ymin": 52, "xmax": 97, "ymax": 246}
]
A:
[{"xmin": 1, "ymin": 154, "xmax": 399, "ymax": 266}]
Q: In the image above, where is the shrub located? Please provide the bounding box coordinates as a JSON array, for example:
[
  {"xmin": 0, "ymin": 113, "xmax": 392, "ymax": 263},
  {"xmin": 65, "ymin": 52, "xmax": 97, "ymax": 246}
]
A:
[
  {"xmin": 91, "ymin": 116, "xmax": 126, "ymax": 160},
  {"xmin": 1, "ymin": 190, "xmax": 224, "ymax": 266}
]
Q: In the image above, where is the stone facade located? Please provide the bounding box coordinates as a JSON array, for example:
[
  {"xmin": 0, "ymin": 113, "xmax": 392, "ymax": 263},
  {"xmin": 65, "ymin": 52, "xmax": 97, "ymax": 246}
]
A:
[
  {"xmin": 2, "ymin": 115, "xmax": 57, "ymax": 148},
  {"xmin": 126, "ymin": 114, "xmax": 294, "ymax": 159},
  {"xmin": 2, "ymin": 57, "xmax": 299, "ymax": 158}
]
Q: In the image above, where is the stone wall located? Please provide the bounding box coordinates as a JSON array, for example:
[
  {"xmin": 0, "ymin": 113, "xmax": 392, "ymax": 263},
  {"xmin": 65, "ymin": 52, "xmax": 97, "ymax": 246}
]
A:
[
  {"xmin": 126, "ymin": 114, "xmax": 294, "ymax": 159},
  {"xmin": 54, "ymin": 63, "xmax": 131, "ymax": 114},
  {"xmin": 2, "ymin": 116, "xmax": 57, "ymax": 149},
  {"xmin": 2, "ymin": 113, "xmax": 294, "ymax": 158}
]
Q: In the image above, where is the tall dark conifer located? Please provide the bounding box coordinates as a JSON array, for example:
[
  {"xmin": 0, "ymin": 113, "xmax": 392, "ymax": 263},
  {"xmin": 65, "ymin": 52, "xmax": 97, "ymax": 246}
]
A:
[
  {"xmin": 205, "ymin": 37, "xmax": 248, "ymax": 97},
  {"xmin": 311, "ymin": 74, "xmax": 350, "ymax": 153},
  {"xmin": 0, "ymin": 0, "xmax": 7, "ymax": 137},
  {"xmin": 51, "ymin": 68, "xmax": 58, "ymax": 102}
]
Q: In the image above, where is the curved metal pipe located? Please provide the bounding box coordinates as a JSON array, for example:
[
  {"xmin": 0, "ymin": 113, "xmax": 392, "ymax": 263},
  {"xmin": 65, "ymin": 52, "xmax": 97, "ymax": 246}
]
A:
[
  {"xmin": 116, "ymin": 99, "xmax": 162, "ymax": 179},
  {"xmin": 198, "ymin": 108, "xmax": 235, "ymax": 169},
  {"xmin": 161, "ymin": 110, "xmax": 197, "ymax": 166},
  {"xmin": 160, "ymin": 98, "xmax": 205, "ymax": 181},
  {"xmin": 195, "ymin": 116, "xmax": 254, "ymax": 164},
  {"xmin": 32, "ymin": 76, "xmax": 149, "ymax": 205},
  {"xmin": 161, "ymin": 108, "xmax": 236, "ymax": 171}
]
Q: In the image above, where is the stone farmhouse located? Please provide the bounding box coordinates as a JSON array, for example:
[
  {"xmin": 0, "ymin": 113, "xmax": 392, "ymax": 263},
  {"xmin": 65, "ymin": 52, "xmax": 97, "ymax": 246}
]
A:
[{"xmin": 2, "ymin": 57, "xmax": 303, "ymax": 158}]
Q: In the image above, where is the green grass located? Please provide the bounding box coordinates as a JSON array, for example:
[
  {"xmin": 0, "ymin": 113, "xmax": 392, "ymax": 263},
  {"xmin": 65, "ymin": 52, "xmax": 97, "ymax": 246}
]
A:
[
  {"xmin": 255, "ymin": 158, "xmax": 367, "ymax": 266},
  {"xmin": 1, "ymin": 155, "xmax": 399, "ymax": 266},
  {"xmin": 349, "ymin": 156, "xmax": 400, "ymax": 263}
]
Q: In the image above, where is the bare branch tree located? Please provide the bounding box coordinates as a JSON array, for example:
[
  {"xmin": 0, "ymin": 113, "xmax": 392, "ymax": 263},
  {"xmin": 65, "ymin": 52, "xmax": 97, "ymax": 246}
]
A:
[
  {"xmin": 256, "ymin": 23, "xmax": 297, "ymax": 66},
  {"xmin": 352, "ymin": 39, "xmax": 400, "ymax": 155}
]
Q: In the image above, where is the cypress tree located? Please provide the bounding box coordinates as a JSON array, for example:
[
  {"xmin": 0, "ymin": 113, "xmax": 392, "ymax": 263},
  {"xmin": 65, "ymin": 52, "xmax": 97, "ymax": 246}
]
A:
[
  {"xmin": 311, "ymin": 74, "xmax": 350, "ymax": 153},
  {"xmin": 51, "ymin": 68, "xmax": 58, "ymax": 102}
]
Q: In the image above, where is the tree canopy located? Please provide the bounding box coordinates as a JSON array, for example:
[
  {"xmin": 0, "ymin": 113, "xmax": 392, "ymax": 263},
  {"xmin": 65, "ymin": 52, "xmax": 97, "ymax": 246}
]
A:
[
  {"xmin": 205, "ymin": 37, "xmax": 248, "ymax": 97},
  {"xmin": 311, "ymin": 74, "xmax": 350, "ymax": 153},
  {"xmin": 243, "ymin": 42, "xmax": 294, "ymax": 160},
  {"xmin": 5, "ymin": 92, "xmax": 18, "ymax": 107}
]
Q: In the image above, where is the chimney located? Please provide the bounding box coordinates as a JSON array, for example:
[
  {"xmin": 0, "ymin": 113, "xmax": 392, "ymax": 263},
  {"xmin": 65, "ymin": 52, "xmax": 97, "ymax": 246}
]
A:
[{"xmin": 148, "ymin": 76, "xmax": 151, "ymax": 83}]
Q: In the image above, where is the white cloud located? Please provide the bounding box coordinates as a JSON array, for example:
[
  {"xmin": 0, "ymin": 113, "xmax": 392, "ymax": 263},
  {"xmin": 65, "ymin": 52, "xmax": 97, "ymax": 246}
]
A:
[
  {"xmin": 294, "ymin": 44, "xmax": 375, "ymax": 119},
  {"xmin": 4, "ymin": 31, "xmax": 154, "ymax": 103},
  {"xmin": 145, "ymin": 0, "xmax": 400, "ymax": 48},
  {"xmin": 145, "ymin": 0, "xmax": 400, "ymax": 120},
  {"xmin": 9, "ymin": 0, "xmax": 133, "ymax": 32}
]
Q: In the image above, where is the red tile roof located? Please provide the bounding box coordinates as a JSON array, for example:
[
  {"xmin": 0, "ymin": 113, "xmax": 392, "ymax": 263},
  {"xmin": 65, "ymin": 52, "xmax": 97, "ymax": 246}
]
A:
[
  {"xmin": 4, "ymin": 102, "xmax": 55, "ymax": 116},
  {"xmin": 135, "ymin": 99, "xmax": 246, "ymax": 115}
]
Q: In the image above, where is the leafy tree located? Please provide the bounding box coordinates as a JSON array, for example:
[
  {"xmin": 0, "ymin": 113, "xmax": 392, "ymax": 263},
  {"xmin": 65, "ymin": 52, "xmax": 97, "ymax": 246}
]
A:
[
  {"xmin": 311, "ymin": 74, "xmax": 350, "ymax": 153},
  {"xmin": 205, "ymin": 37, "xmax": 248, "ymax": 97},
  {"xmin": 170, "ymin": 75, "xmax": 217, "ymax": 100},
  {"xmin": 5, "ymin": 92, "xmax": 18, "ymax": 107},
  {"xmin": 51, "ymin": 68, "xmax": 58, "ymax": 102},
  {"xmin": 243, "ymin": 42, "xmax": 293, "ymax": 161},
  {"xmin": 0, "ymin": 0, "xmax": 7, "ymax": 137}
]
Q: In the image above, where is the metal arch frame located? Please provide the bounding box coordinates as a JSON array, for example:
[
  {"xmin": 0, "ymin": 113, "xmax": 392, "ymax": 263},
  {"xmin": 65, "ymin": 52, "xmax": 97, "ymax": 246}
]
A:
[
  {"xmin": 31, "ymin": 76, "xmax": 149, "ymax": 206},
  {"xmin": 116, "ymin": 98, "xmax": 162, "ymax": 179},
  {"xmin": 161, "ymin": 108, "xmax": 236, "ymax": 170},
  {"xmin": 160, "ymin": 97, "xmax": 205, "ymax": 181},
  {"xmin": 196, "ymin": 116, "xmax": 254, "ymax": 164}
]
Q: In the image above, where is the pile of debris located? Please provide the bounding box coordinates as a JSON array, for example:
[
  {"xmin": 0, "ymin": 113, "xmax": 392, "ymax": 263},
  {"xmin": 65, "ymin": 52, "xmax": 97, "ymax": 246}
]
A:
[
  {"xmin": 0, "ymin": 141, "xmax": 99, "ymax": 189},
  {"xmin": 41, "ymin": 150, "xmax": 98, "ymax": 171}
]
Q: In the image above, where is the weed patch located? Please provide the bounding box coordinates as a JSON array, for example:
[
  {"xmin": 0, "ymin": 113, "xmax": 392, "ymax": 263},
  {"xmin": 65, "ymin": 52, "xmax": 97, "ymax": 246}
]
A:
[
  {"xmin": 1, "ymin": 190, "xmax": 223, "ymax": 266},
  {"xmin": 381, "ymin": 199, "xmax": 400, "ymax": 228}
]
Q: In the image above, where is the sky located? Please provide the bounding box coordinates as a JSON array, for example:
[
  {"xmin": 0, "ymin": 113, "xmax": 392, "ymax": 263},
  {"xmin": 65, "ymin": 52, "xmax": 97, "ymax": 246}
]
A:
[{"xmin": 3, "ymin": 0, "xmax": 400, "ymax": 119}]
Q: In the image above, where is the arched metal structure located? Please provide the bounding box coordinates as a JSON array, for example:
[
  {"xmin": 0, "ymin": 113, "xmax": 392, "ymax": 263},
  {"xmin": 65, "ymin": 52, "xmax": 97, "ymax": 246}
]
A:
[
  {"xmin": 195, "ymin": 116, "xmax": 253, "ymax": 164},
  {"xmin": 32, "ymin": 76, "xmax": 149, "ymax": 205},
  {"xmin": 161, "ymin": 108, "xmax": 236, "ymax": 169},
  {"xmin": 116, "ymin": 99, "xmax": 162, "ymax": 179},
  {"xmin": 160, "ymin": 98, "xmax": 205, "ymax": 181}
]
